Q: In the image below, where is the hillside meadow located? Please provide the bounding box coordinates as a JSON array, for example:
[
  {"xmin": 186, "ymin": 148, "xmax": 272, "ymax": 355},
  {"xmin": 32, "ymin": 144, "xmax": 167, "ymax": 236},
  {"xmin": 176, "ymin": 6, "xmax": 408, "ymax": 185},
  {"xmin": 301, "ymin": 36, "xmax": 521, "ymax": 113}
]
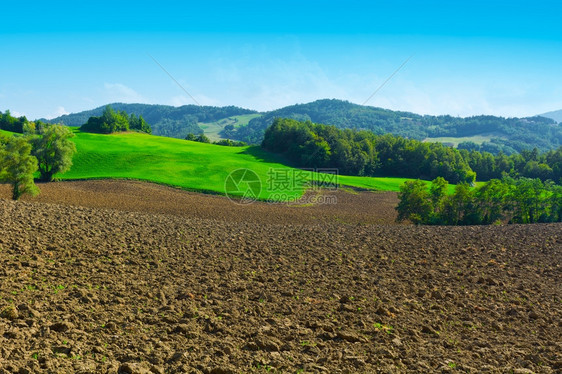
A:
[
  {"xmin": 198, "ymin": 114, "xmax": 262, "ymax": 142},
  {"xmin": 58, "ymin": 130, "xmax": 418, "ymax": 199},
  {"xmin": 2, "ymin": 128, "xmax": 447, "ymax": 199}
]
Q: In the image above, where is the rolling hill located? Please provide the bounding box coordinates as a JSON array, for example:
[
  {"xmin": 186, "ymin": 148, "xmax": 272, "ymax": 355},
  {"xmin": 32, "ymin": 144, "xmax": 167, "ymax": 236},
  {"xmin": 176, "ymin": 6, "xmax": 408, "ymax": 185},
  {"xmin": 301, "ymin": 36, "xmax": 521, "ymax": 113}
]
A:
[
  {"xmin": 43, "ymin": 103, "xmax": 258, "ymax": 140},
  {"xmin": 230, "ymin": 99, "xmax": 562, "ymax": 154},
  {"xmin": 52, "ymin": 130, "xmax": 418, "ymax": 199},
  {"xmin": 541, "ymin": 109, "xmax": 562, "ymax": 124},
  {"xmin": 43, "ymin": 100, "xmax": 562, "ymax": 154}
]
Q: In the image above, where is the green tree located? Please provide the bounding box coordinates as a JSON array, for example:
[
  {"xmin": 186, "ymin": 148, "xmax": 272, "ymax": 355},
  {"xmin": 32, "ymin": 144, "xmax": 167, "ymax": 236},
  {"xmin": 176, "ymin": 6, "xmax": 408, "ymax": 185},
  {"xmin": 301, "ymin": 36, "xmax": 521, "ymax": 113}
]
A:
[
  {"xmin": 474, "ymin": 179, "xmax": 510, "ymax": 224},
  {"xmin": 0, "ymin": 136, "xmax": 39, "ymax": 200},
  {"xmin": 185, "ymin": 133, "xmax": 211, "ymax": 143},
  {"xmin": 395, "ymin": 180, "xmax": 432, "ymax": 224},
  {"xmin": 214, "ymin": 139, "xmax": 247, "ymax": 147},
  {"xmin": 522, "ymin": 161, "xmax": 553, "ymax": 180},
  {"xmin": 300, "ymin": 137, "xmax": 331, "ymax": 167},
  {"xmin": 196, "ymin": 134, "xmax": 210, "ymax": 143},
  {"xmin": 429, "ymin": 177, "xmax": 448, "ymax": 222},
  {"xmin": 441, "ymin": 183, "xmax": 475, "ymax": 225},
  {"xmin": 0, "ymin": 110, "xmax": 28, "ymax": 133},
  {"xmin": 81, "ymin": 105, "xmax": 129, "ymax": 134},
  {"xmin": 129, "ymin": 113, "xmax": 152, "ymax": 134},
  {"xmin": 29, "ymin": 124, "xmax": 77, "ymax": 182},
  {"xmin": 509, "ymin": 178, "xmax": 545, "ymax": 223},
  {"xmin": 548, "ymin": 184, "xmax": 562, "ymax": 222}
]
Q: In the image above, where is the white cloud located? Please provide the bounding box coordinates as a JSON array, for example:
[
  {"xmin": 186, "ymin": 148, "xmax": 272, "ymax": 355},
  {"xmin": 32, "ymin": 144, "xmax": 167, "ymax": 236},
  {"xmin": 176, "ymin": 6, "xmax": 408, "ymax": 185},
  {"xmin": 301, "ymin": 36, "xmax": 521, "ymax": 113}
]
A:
[
  {"xmin": 104, "ymin": 83, "xmax": 147, "ymax": 103},
  {"xmin": 169, "ymin": 95, "xmax": 191, "ymax": 106},
  {"xmin": 209, "ymin": 55, "xmax": 353, "ymax": 112},
  {"xmin": 45, "ymin": 106, "xmax": 69, "ymax": 119},
  {"xmin": 194, "ymin": 94, "xmax": 220, "ymax": 107},
  {"xmin": 356, "ymin": 77, "xmax": 559, "ymax": 119},
  {"xmin": 202, "ymin": 48, "xmax": 562, "ymax": 118}
]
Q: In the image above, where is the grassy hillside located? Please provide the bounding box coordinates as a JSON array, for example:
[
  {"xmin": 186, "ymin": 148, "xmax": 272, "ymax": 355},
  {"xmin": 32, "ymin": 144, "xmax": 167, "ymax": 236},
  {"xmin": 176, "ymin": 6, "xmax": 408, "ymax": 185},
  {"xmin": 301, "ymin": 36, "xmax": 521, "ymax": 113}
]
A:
[
  {"xmin": 1, "ymin": 129, "xmax": 454, "ymax": 198},
  {"xmin": 422, "ymin": 134, "xmax": 501, "ymax": 147},
  {"xmin": 61, "ymin": 130, "xmax": 293, "ymax": 200},
  {"xmin": 62, "ymin": 130, "xmax": 418, "ymax": 199},
  {"xmin": 46, "ymin": 129, "xmax": 432, "ymax": 200},
  {"xmin": 198, "ymin": 113, "xmax": 262, "ymax": 141}
]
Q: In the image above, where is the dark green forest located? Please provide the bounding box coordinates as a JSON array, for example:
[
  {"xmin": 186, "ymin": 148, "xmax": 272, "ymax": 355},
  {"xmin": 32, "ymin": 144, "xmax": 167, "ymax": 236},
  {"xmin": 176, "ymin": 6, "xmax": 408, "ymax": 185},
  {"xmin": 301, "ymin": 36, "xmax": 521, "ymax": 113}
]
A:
[
  {"xmin": 262, "ymin": 118, "xmax": 562, "ymax": 185},
  {"xmin": 262, "ymin": 118, "xmax": 476, "ymax": 184},
  {"xmin": 45, "ymin": 103, "xmax": 257, "ymax": 139},
  {"xmin": 230, "ymin": 99, "xmax": 561, "ymax": 153},
  {"xmin": 0, "ymin": 110, "xmax": 29, "ymax": 133},
  {"xmin": 462, "ymin": 147, "xmax": 562, "ymax": 183}
]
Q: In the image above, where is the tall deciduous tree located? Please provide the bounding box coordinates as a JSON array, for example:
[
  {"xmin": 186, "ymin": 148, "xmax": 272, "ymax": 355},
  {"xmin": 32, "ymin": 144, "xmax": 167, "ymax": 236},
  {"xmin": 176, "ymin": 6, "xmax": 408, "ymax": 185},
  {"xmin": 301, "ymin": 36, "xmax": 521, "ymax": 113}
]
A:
[
  {"xmin": 129, "ymin": 113, "xmax": 152, "ymax": 134},
  {"xmin": 395, "ymin": 180, "xmax": 432, "ymax": 224},
  {"xmin": 29, "ymin": 124, "xmax": 77, "ymax": 182},
  {"xmin": 0, "ymin": 136, "xmax": 39, "ymax": 200}
]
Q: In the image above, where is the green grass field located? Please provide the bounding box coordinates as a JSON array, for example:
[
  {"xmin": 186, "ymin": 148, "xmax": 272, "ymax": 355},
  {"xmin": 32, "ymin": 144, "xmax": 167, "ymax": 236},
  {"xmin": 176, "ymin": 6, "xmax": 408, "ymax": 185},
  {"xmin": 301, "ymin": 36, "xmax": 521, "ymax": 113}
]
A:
[
  {"xmin": 198, "ymin": 114, "xmax": 262, "ymax": 142},
  {"xmin": 64, "ymin": 131, "xmax": 425, "ymax": 200},
  {"xmin": 2, "ymin": 129, "xmax": 438, "ymax": 200},
  {"xmin": 422, "ymin": 133, "xmax": 503, "ymax": 147},
  {"xmin": 337, "ymin": 175, "xmax": 419, "ymax": 192}
]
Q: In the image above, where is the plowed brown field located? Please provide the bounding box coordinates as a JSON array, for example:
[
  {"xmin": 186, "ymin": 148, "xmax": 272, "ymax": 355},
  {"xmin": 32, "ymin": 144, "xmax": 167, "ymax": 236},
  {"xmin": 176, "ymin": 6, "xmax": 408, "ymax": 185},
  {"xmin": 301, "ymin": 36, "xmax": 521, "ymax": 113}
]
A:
[{"xmin": 0, "ymin": 181, "xmax": 560, "ymax": 373}]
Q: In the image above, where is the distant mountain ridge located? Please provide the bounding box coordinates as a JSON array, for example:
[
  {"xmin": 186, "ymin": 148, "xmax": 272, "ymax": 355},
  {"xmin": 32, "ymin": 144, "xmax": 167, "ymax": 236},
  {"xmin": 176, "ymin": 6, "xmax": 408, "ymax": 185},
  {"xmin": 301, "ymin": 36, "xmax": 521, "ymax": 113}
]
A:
[
  {"xmin": 44, "ymin": 100, "xmax": 562, "ymax": 154},
  {"xmin": 541, "ymin": 109, "xmax": 562, "ymax": 124},
  {"xmin": 44, "ymin": 103, "xmax": 257, "ymax": 139},
  {"xmin": 229, "ymin": 99, "xmax": 561, "ymax": 154}
]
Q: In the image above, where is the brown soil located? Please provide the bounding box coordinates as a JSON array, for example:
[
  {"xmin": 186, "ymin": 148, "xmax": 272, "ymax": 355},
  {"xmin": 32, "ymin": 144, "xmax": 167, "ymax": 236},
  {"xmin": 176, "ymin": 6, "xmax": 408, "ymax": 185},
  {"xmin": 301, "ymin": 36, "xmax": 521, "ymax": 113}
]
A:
[
  {"xmin": 0, "ymin": 180, "xmax": 400, "ymax": 225},
  {"xmin": 0, "ymin": 181, "xmax": 560, "ymax": 373}
]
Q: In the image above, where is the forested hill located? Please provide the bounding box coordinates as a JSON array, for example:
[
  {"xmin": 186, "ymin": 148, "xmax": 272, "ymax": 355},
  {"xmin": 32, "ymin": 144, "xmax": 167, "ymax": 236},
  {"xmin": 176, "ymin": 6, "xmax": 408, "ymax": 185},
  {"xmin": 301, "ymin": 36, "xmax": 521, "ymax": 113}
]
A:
[
  {"xmin": 43, "ymin": 103, "xmax": 257, "ymax": 139},
  {"xmin": 228, "ymin": 99, "xmax": 561, "ymax": 154},
  {"xmin": 542, "ymin": 109, "xmax": 562, "ymax": 124},
  {"xmin": 42, "ymin": 100, "xmax": 562, "ymax": 154}
]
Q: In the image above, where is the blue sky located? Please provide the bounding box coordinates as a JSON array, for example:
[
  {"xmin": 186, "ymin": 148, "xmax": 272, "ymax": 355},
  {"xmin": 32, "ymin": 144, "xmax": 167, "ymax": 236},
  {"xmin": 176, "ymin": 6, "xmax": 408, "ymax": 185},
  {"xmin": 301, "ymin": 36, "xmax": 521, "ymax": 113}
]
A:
[{"xmin": 1, "ymin": 0, "xmax": 562, "ymax": 120}]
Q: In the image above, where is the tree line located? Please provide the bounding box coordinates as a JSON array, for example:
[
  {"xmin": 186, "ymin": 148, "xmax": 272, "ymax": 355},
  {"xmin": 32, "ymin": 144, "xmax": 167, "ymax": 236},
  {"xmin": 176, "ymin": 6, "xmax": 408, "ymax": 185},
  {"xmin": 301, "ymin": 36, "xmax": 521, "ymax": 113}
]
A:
[
  {"xmin": 81, "ymin": 106, "xmax": 151, "ymax": 134},
  {"xmin": 396, "ymin": 177, "xmax": 562, "ymax": 225},
  {"xmin": 2, "ymin": 106, "xmax": 153, "ymax": 136},
  {"xmin": 262, "ymin": 118, "xmax": 476, "ymax": 184},
  {"xmin": 0, "ymin": 110, "xmax": 29, "ymax": 133},
  {"xmin": 461, "ymin": 147, "xmax": 562, "ymax": 184},
  {"xmin": 0, "ymin": 123, "xmax": 76, "ymax": 200},
  {"xmin": 185, "ymin": 133, "xmax": 247, "ymax": 147},
  {"xmin": 262, "ymin": 118, "xmax": 562, "ymax": 186}
]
